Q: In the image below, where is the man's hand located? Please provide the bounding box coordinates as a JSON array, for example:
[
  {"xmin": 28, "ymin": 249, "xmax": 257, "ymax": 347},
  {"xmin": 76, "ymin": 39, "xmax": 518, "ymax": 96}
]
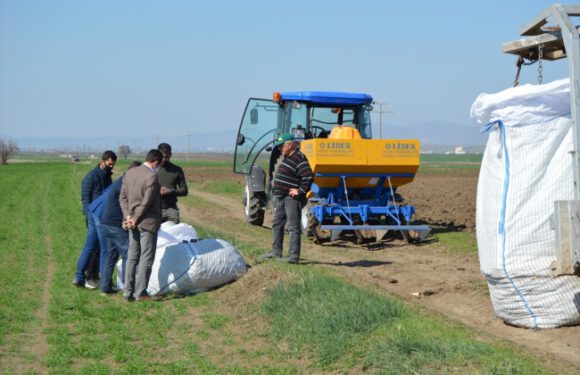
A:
[
  {"xmin": 124, "ymin": 215, "xmax": 136, "ymax": 230},
  {"xmin": 160, "ymin": 186, "xmax": 173, "ymax": 195},
  {"xmin": 288, "ymin": 188, "xmax": 300, "ymax": 198}
]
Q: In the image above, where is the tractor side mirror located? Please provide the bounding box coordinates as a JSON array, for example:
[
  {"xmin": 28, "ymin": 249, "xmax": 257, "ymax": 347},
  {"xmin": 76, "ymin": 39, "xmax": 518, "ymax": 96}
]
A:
[
  {"xmin": 236, "ymin": 133, "xmax": 245, "ymax": 145},
  {"xmin": 250, "ymin": 108, "xmax": 258, "ymax": 125}
]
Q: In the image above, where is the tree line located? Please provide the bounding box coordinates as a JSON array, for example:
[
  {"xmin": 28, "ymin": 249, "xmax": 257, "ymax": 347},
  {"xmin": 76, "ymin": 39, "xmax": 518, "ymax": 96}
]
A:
[{"xmin": 0, "ymin": 140, "xmax": 135, "ymax": 165}]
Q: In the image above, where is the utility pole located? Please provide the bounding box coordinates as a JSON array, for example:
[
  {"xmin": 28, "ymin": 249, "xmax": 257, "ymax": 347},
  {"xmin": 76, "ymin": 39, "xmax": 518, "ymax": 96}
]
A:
[
  {"xmin": 372, "ymin": 101, "xmax": 390, "ymax": 139},
  {"xmin": 186, "ymin": 131, "xmax": 191, "ymax": 163}
]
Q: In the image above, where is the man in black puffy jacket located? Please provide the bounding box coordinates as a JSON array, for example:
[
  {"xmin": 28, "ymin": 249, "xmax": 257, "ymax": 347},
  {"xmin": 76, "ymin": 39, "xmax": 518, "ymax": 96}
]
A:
[{"xmin": 72, "ymin": 150, "xmax": 117, "ymax": 289}]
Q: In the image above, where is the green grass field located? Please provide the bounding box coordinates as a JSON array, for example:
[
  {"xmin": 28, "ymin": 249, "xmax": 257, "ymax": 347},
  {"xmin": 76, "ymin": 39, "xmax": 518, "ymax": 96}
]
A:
[
  {"xmin": 0, "ymin": 161, "xmax": 568, "ymax": 374},
  {"xmin": 420, "ymin": 154, "xmax": 482, "ymax": 163}
]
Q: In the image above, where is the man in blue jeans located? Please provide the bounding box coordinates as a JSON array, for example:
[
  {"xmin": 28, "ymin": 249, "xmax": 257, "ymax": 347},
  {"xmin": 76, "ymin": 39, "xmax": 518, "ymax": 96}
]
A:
[
  {"xmin": 73, "ymin": 150, "xmax": 117, "ymax": 288},
  {"xmin": 99, "ymin": 161, "xmax": 141, "ymax": 295}
]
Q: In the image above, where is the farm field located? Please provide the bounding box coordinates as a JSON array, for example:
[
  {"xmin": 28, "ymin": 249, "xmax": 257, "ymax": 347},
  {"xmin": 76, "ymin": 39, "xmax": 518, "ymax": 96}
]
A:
[
  {"xmin": 0, "ymin": 156, "xmax": 579, "ymax": 374},
  {"xmin": 182, "ymin": 155, "xmax": 579, "ymax": 366}
]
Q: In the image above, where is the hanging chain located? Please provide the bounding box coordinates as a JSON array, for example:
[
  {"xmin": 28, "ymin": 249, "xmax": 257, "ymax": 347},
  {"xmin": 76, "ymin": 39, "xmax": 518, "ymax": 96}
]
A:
[
  {"xmin": 513, "ymin": 57, "xmax": 524, "ymax": 87},
  {"xmin": 537, "ymin": 44, "xmax": 544, "ymax": 84},
  {"xmin": 512, "ymin": 45, "xmax": 545, "ymax": 87},
  {"xmin": 513, "ymin": 56, "xmax": 537, "ymax": 87}
]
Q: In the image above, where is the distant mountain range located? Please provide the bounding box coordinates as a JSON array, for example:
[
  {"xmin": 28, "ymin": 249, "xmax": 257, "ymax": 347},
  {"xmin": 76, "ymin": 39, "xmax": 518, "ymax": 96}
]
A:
[
  {"xmin": 380, "ymin": 120, "xmax": 487, "ymax": 152},
  {"xmin": 1, "ymin": 130, "xmax": 238, "ymax": 154},
  {"xmin": 2, "ymin": 121, "xmax": 487, "ymax": 154}
]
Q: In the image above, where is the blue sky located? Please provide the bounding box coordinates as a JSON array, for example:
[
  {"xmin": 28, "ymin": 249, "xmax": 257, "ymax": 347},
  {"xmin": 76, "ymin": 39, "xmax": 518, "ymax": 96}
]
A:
[{"xmin": 0, "ymin": 0, "xmax": 570, "ymax": 144}]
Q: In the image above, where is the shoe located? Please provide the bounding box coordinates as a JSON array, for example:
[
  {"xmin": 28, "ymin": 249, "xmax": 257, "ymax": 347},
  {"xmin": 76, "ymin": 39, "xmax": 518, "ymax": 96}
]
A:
[
  {"xmin": 124, "ymin": 294, "xmax": 135, "ymax": 302},
  {"xmin": 277, "ymin": 257, "xmax": 299, "ymax": 264},
  {"xmin": 101, "ymin": 285, "xmax": 120, "ymax": 293},
  {"xmin": 85, "ymin": 279, "xmax": 99, "ymax": 290},
  {"xmin": 100, "ymin": 288, "xmax": 119, "ymax": 296},
  {"xmin": 260, "ymin": 251, "xmax": 282, "ymax": 259},
  {"xmin": 72, "ymin": 279, "xmax": 85, "ymax": 288}
]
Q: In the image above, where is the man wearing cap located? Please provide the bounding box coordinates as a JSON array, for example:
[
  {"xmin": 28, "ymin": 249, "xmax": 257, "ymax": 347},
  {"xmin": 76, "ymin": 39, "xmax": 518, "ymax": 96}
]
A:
[{"xmin": 262, "ymin": 133, "xmax": 313, "ymax": 264}]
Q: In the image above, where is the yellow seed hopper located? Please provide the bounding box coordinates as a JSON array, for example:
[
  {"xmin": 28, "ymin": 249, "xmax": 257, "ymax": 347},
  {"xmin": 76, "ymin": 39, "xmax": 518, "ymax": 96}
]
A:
[{"xmin": 300, "ymin": 127, "xmax": 420, "ymax": 189}]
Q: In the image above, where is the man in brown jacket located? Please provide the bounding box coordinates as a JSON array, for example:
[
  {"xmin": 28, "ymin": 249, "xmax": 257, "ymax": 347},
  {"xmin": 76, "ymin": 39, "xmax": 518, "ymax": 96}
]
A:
[{"xmin": 120, "ymin": 149, "xmax": 163, "ymax": 302}]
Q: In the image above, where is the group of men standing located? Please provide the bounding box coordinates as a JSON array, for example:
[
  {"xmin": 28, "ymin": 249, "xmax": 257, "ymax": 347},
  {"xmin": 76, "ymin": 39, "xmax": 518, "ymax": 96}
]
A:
[
  {"xmin": 73, "ymin": 133, "xmax": 313, "ymax": 303},
  {"xmin": 72, "ymin": 144, "xmax": 188, "ymax": 302}
]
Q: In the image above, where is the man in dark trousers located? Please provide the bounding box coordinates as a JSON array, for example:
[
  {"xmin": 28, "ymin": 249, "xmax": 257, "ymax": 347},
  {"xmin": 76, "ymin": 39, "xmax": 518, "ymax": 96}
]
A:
[
  {"xmin": 157, "ymin": 143, "xmax": 188, "ymax": 223},
  {"xmin": 73, "ymin": 150, "xmax": 117, "ymax": 289},
  {"xmin": 262, "ymin": 133, "xmax": 313, "ymax": 264},
  {"xmin": 120, "ymin": 150, "xmax": 163, "ymax": 302},
  {"xmin": 99, "ymin": 161, "xmax": 142, "ymax": 295}
]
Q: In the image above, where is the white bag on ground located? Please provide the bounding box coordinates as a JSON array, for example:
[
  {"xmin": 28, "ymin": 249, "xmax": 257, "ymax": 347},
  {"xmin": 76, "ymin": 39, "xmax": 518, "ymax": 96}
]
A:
[
  {"xmin": 117, "ymin": 222, "xmax": 247, "ymax": 296},
  {"xmin": 471, "ymin": 78, "xmax": 580, "ymax": 329}
]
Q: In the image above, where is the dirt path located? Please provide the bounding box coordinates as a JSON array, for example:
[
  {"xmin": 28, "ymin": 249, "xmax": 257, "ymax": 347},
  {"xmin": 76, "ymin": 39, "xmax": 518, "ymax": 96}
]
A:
[{"xmin": 183, "ymin": 187, "xmax": 580, "ymax": 370}]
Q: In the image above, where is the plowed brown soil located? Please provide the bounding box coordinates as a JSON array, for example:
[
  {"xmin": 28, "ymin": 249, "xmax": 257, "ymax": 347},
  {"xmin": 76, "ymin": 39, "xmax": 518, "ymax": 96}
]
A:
[
  {"xmin": 182, "ymin": 164, "xmax": 579, "ymax": 371},
  {"xmin": 398, "ymin": 171, "xmax": 478, "ymax": 230}
]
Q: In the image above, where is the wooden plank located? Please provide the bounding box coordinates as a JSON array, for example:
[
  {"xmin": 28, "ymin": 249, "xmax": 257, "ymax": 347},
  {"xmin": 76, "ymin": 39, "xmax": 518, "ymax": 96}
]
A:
[
  {"xmin": 503, "ymin": 32, "xmax": 561, "ymax": 52},
  {"xmin": 503, "ymin": 27, "xmax": 579, "ymax": 61},
  {"xmin": 543, "ymin": 49, "xmax": 567, "ymax": 60},
  {"xmin": 553, "ymin": 201, "xmax": 580, "ymax": 276}
]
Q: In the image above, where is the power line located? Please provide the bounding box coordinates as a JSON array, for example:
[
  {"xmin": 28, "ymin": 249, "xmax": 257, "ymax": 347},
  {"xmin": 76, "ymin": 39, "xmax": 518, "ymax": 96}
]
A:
[{"xmin": 372, "ymin": 101, "xmax": 392, "ymax": 139}]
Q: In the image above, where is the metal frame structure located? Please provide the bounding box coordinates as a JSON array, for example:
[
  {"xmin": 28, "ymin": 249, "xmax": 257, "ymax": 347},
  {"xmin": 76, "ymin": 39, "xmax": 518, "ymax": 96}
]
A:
[{"xmin": 502, "ymin": 4, "xmax": 580, "ymax": 275}]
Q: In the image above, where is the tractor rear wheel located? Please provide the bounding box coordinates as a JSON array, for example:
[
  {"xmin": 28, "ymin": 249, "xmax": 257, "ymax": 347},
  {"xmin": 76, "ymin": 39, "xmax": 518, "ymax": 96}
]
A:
[
  {"xmin": 302, "ymin": 202, "xmax": 331, "ymax": 243},
  {"xmin": 301, "ymin": 204, "xmax": 311, "ymax": 235},
  {"xmin": 243, "ymin": 183, "xmax": 266, "ymax": 226},
  {"xmin": 301, "ymin": 205, "xmax": 322, "ymax": 236}
]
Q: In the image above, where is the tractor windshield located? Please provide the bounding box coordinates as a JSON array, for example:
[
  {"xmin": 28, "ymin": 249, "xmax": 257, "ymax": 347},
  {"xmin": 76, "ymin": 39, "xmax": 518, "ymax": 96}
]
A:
[{"xmin": 288, "ymin": 102, "xmax": 372, "ymax": 138}]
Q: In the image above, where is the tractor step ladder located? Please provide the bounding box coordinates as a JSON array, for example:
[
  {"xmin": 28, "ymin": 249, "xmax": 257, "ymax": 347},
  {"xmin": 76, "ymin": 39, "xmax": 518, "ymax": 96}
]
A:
[{"xmin": 503, "ymin": 4, "xmax": 580, "ymax": 275}]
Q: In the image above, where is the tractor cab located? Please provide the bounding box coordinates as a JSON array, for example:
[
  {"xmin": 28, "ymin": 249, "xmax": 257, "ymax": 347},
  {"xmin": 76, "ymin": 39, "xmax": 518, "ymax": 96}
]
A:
[{"xmin": 234, "ymin": 91, "xmax": 374, "ymax": 175}]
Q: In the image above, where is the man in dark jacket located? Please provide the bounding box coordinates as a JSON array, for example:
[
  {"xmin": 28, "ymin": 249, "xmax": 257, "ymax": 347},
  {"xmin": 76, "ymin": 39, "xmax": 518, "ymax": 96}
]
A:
[
  {"xmin": 73, "ymin": 150, "xmax": 117, "ymax": 288},
  {"xmin": 157, "ymin": 143, "xmax": 188, "ymax": 223},
  {"xmin": 262, "ymin": 133, "xmax": 313, "ymax": 264}
]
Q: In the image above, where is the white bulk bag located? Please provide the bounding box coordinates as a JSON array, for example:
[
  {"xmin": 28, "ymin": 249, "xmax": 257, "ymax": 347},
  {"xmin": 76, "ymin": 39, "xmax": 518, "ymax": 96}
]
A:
[
  {"xmin": 156, "ymin": 221, "xmax": 198, "ymax": 248},
  {"xmin": 117, "ymin": 222, "xmax": 247, "ymax": 296},
  {"xmin": 471, "ymin": 78, "xmax": 580, "ymax": 329}
]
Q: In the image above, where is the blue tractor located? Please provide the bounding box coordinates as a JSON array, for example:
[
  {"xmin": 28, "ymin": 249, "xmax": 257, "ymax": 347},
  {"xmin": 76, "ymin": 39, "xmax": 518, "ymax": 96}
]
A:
[{"xmin": 234, "ymin": 91, "xmax": 429, "ymax": 243}]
